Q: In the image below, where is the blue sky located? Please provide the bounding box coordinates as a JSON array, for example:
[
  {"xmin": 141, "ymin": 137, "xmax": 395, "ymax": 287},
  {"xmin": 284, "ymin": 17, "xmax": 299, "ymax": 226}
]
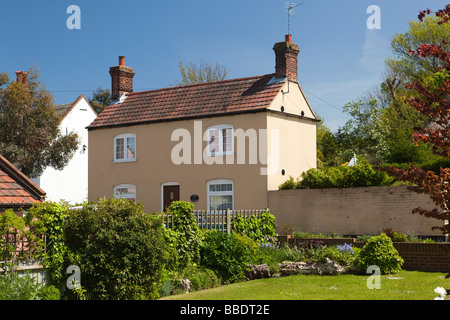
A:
[{"xmin": 1, "ymin": 0, "xmax": 449, "ymax": 132}]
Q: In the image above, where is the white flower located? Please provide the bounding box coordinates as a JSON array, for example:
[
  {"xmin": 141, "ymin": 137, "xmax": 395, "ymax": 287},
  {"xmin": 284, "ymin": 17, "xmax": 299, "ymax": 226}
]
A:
[{"xmin": 434, "ymin": 287, "xmax": 447, "ymax": 299}]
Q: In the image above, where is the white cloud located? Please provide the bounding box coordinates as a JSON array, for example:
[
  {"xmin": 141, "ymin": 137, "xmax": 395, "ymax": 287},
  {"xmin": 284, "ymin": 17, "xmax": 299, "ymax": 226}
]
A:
[{"xmin": 358, "ymin": 29, "xmax": 390, "ymax": 72}]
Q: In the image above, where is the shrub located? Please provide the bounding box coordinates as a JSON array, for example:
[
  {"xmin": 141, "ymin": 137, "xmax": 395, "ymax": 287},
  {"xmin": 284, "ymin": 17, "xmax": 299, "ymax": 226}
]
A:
[
  {"xmin": 200, "ymin": 231, "xmax": 257, "ymax": 283},
  {"xmin": 278, "ymin": 164, "xmax": 394, "ymax": 189},
  {"xmin": 183, "ymin": 266, "xmax": 220, "ymax": 292},
  {"xmin": 308, "ymin": 244, "xmax": 357, "ymax": 265},
  {"xmin": 165, "ymin": 201, "xmax": 202, "ymax": 269},
  {"xmin": 0, "ymin": 267, "xmax": 57, "ymax": 300},
  {"xmin": 390, "ymin": 231, "xmax": 409, "ymax": 242},
  {"xmin": 25, "ymin": 202, "xmax": 70, "ymax": 288},
  {"xmin": 292, "ymin": 230, "xmax": 341, "ymax": 239},
  {"xmin": 37, "ymin": 285, "xmax": 60, "ymax": 300},
  {"xmin": 63, "ymin": 198, "xmax": 171, "ymax": 300},
  {"xmin": 355, "ymin": 233, "xmax": 404, "ymax": 274},
  {"xmin": 255, "ymin": 242, "xmax": 306, "ymax": 274},
  {"xmin": 231, "ymin": 211, "xmax": 277, "ymax": 243},
  {"xmin": 0, "ymin": 274, "xmax": 37, "ymax": 300}
]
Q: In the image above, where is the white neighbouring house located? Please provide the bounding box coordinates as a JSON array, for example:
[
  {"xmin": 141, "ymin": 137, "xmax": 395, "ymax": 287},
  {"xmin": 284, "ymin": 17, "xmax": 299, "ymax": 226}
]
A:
[{"xmin": 32, "ymin": 95, "xmax": 98, "ymax": 204}]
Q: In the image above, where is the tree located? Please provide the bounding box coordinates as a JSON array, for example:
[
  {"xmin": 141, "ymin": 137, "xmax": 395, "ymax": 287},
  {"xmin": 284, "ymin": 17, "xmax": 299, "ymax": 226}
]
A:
[
  {"xmin": 379, "ymin": 5, "xmax": 450, "ymax": 238},
  {"xmin": 89, "ymin": 87, "xmax": 111, "ymax": 115},
  {"xmin": 386, "ymin": 14, "xmax": 450, "ymax": 85},
  {"xmin": 336, "ymin": 97, "xmax": 388, "ymax": 164},
  {"xmin": 0, "ymin": 66, "xmax": 79, "ymax": 178},
  {"xmin": 337, "ymin": 14, "xmax": 450, "ymax": 165},
  {"xmin": 171, "ymin": 60, "xmax": 228, "ymax": 86},
  {"xmin": 316, "ymin": 120, "xmax": 339, "ymax": 167}
]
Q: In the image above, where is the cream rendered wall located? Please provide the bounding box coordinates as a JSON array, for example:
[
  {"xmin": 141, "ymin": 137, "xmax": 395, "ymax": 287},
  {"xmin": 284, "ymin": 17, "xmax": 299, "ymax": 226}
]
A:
[
  {"xmin": 33, "ymin": 97, "xmax": 97, "ymax": 204},
  {"xmin": 88, "ymin": 112, "xmax": 271, "ymax": 213},
  {"xmin": 88, "ymin": 82, "xmax": 317, "ymax": 213},
  {"xmin": 266, "ymin": 113, "xmax": 317, "ymax": 190},
  {"xmin": 266, "ymin": 81, "xmax": 317, "ymax": 190}
]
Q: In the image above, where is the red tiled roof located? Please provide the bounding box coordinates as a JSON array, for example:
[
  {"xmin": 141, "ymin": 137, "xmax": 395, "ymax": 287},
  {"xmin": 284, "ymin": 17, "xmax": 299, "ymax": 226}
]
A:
[
  {"xmin": 87, "ymin": 74, "xmax": 284, "ymax": 129},
  {"xmin": 0, "ymin": 155, "xmax": 45, "ymax": 208}
]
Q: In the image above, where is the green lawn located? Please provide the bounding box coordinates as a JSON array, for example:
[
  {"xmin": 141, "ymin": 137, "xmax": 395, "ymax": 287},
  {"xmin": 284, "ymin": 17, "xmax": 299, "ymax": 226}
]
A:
[{"xmin": 160, "ymin": 271, "xmax": 449, "ymax": 300}]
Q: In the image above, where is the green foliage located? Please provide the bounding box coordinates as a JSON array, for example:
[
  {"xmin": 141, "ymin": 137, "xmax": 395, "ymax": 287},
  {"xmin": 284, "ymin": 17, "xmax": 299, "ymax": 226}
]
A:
[
  {"xmin": 89, "ymin": 87, "xmax": 111, "ymax": 115},
  {"xmin": 64, "ymin": 198, "xmax": 170, "ymax": 300},
  {"xmin": 306, "ymin": 244, "xmax": 358, "ymax": 266},
  {"xmin": 36, "ymin": 285, "xmax": 60, "ymax": 300},
  {"xmin": 165, "ymin": 201, "xmax": 202, "ymax": 269},
  {"xmin": 279, "ymin": 163, "xmax": 394, "ymax": 190},
  {"xmin": 278, "ymin": 176, "xmax": 298, "ymax": 190},
  {"xmin": 231, "ymin": 211, "xmax": 277, "ymax": 243},
  {"xmin": 355, "ymin": 233, "xmax": 404, "ymax": 274},
  {"xmin": 0, "ymin": 263, "xmax": 59, "ymax": 300},
  {"xmin": 26, "ymin": 202, "xmax": 69, "ymax": 288},
  {"xmin": 181, "ymin": 266, "xmax": 220, "ymax": 292},
  {"xmin": 337, "ymin": 98, "xmax": 389, "ymax": 164},
  {"xmin": 382, "ymin": 228, "xmax": 409, "ymax": 242},
  {"xmin": 317, "ymin": 120, "xmax": 339, "ymax": 167},
  {"xmin": 0, "ymin": 66, "xmax": 79, "ymax": 178},
  {"xmin": 292, "ymin": 230, "xmax": 341, "ymax": 239},
  {"xmin": 171, "ymin": 60, "xmax": 228, "ymax": 86},
  {"xmin": 387, "ymin": 15, "xmax": 450, "ymax": 83},
  {"xmin": 0, "ymin": 269, "xmax": 41, "ymax": 300},
  {"xmin": 200, "ymin": 231, "xmax": 257, "ymax": 283},
  {"xmin": 0, "ymin": 210, "xmax": 26, "ymax": 263},
  {"xmin": 255, "ymin": 243, "xmax": 306, "ymax": 274}
]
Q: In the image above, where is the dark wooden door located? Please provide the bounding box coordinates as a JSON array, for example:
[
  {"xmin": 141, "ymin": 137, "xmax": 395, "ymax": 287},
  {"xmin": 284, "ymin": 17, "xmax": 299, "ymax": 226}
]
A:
[{"xmin": 163, "ymin": 185, "xmax": 180, "ymax": 211}]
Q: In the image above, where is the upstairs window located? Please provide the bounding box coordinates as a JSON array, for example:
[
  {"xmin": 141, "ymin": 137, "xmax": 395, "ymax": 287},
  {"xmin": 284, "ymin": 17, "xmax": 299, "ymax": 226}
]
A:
[
  {"xmin": 114, "ymin": 134, "xmax": 136, "ymax": 162},
  {"xmin": 114, "ymin": 184, "xmax": 136, "ymax": 202},
  {"xmin": 206, "ymin": 125, "xmax": 233, "ymax": 156}
]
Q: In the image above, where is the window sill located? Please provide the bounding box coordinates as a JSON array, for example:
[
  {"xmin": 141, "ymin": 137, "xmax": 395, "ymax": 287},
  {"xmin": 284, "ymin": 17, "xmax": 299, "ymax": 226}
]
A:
[
  {"xmin": 206, "ymin": 152, "xmax": 234, "ymax": 157},
  {"xmin": 113, "ymin": 159, "xmax": 137, "ymax": 163}
]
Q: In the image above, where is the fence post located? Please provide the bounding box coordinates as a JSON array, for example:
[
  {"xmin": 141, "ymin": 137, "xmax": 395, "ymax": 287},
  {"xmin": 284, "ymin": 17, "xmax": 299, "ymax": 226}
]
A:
[{"xmin": 226, "ymin": 209, "xmax": 231, "ymax": 234}]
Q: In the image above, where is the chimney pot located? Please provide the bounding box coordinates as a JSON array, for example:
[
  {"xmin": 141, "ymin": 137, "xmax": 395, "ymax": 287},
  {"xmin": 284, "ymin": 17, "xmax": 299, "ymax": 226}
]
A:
[
  {"xmin": 22, "ymin": 72, "xmax": 28, "ymax": 85},
  {"xmin": 119, "ymin": 56, "xmax": 125, "ymax": 66},
  {"xmin": 285, "ymin": 34, "xmax": 292, "ymax": 43},
  {"xmin": 15, "ymin": 71, "xmax": 23, "ymax": 84}
]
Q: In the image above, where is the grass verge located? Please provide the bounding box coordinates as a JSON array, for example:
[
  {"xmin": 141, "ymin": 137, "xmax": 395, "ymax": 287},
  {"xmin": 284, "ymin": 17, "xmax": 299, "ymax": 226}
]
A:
[{"xmin": 160, "ymin": 270, "xmax": 448, "ymax": 300}]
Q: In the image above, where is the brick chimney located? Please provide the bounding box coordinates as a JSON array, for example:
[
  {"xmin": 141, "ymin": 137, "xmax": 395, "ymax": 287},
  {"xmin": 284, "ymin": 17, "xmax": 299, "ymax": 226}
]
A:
[
  {"xmin": 15, "ymin": 71, "xmax": 28, "ymax": 85},
  {"xmin": 109, "ymin": 56, "xmax": 135, "ymax": 100},
  {"xmin": 273, "ymin": 35, "xmax": 300, "ymax": 82}
]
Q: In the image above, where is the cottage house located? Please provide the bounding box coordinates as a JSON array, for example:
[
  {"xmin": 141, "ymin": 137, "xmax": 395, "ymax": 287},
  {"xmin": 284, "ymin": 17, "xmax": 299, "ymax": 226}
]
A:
[
  {"xmin": 31, "ymin": 95, "xmax": 97, "ymax": 204},
  {"xmin": 0, "ymin": 154, "xmax": 46, "ymax": 214},
  {"xmin": 87, "ymin": 35, "xmax": 318, "ymax": 212}
]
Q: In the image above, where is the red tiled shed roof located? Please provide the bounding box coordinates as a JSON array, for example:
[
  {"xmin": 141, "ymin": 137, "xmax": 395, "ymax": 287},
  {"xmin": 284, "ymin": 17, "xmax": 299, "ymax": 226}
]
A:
[
  {"xmin": 87, "ymin": 74, "xmax": 285, "ymax": 130},
  {"xmin": 0, "ymin": 155, "xmax": 45, "ymax": 209}
]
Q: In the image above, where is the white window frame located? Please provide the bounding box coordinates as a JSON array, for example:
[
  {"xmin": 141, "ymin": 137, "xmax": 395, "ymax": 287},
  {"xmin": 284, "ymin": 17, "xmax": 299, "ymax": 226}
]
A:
[
  {"xmin": 206, "ymin": 125, "xmax": 234, "ymax": 157},
  {"xmin": 114, "ymin": 184, "xmax": 136, "ymax": 202},
  {"xmin": 114, "ymin": 133, "xmax": 136, "ymax": 162},
  {"xmin": 207, "ymin": 179, "xmax": 234, "ymax": 211}
]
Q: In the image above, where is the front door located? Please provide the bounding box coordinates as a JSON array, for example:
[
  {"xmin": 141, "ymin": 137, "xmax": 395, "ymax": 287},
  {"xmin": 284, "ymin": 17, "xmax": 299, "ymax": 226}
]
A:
[{"xmin": 163, "ymin": 185, "xmax": 180, "ymax": 211}]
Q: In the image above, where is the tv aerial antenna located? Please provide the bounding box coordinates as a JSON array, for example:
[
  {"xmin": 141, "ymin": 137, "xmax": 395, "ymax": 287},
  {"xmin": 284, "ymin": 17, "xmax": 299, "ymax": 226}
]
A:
[{"xmin": 285, "ymin": 2, "xmax": 303, "ymax": 35}]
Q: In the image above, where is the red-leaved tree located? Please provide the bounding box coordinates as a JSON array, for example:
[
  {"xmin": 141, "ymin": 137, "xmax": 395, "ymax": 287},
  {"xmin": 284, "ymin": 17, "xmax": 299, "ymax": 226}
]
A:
[
  {"xmin": 379, "ymin": 5, "xmax": 450, "ymax": 286},
  {"xmin": 380, "ymin": 5, "xmax": 450, "ymax": 238}
]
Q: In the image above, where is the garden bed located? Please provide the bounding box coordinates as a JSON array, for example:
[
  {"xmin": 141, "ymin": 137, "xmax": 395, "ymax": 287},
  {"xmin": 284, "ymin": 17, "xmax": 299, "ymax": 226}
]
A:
[{"xmin": 277, "ymin": 236, "xmax": 450, "ymax": 273}]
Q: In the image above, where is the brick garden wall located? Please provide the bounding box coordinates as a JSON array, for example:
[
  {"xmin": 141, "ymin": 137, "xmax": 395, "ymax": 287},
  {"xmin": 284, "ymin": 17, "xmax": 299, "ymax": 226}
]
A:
[
  {"xmin": 277, "ymin": 236, "xmax": 450, "ymax": 273},
  {"xmin": 268, "ymin": 186, "xmax": 444, "ymax": 237}
]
